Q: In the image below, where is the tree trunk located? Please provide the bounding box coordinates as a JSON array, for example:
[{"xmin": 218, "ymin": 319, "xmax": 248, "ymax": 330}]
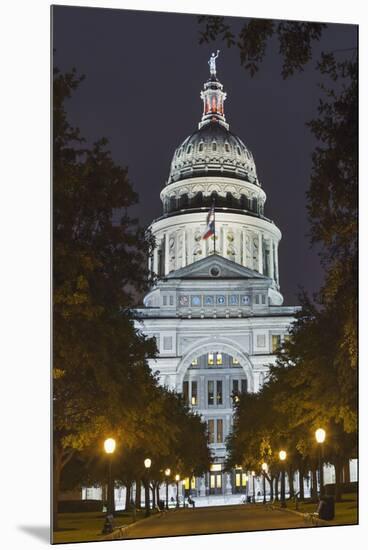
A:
[
  {"xmin": 334, "ymin": 459, "xmax": 343, "ymax": 502},
  {"xmin": 53, "ymin": 446, "xmax": 62, "ymax": 532},
  {"xmin": 343, "ymin": 460, "xmax": 351, "ymax": 483},
  {"xmin": 298, "ymin": 469, "xmax": 305, "ymax": 501},
  {"xmin": 270, "ymin": 476, "xmax": 274, "ymax": 501},
  {"xmin": 274, "ymin": 474, "xmax": 279, "ymax": 501},
  {"xmin": 151, "ymin": 484, "xmax": 156, "ymax": 509},
  {"xmin": 156, "ymin": 484, "xmax": 160, "ymax": 507},
  {"xmin": 125, "ymin": 482, "xmax": 131, "ymax": 511},
  {"xmin": 288, "ymin": 467, "xmax": 295, "ymax": 498},
  {"xmin": 135, "ymin": 479, "xmax": 142, "ymax": 509},
  {"xmin": 311, "ymin": 469, "xmax": 318, "ymax": 502}
]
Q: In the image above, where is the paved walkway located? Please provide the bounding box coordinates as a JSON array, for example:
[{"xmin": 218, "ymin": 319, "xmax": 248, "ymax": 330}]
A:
[{"xmin": 124, "ymin": 504, "xmax": 312, "ymax": 539}]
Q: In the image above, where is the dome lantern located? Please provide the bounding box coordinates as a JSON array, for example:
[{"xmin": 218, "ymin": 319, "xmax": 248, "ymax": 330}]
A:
[{"xmin": 199, "ymin": 51, "xmax": 229, "ymax": 130}]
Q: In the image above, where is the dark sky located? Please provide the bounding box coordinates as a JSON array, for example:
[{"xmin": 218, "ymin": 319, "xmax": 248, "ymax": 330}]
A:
[{"xmin": 52, "ymin": 6, "xmax": 357, "ymax": 305}]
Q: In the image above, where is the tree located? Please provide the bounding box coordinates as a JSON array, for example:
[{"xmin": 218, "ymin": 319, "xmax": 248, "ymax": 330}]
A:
[
  {"xmin": 53, "ymin": 66, "xmax": 157, "ymax": 529},
  {"xmin": 198, "ymin": 16, "xmax": 326, "ymax": 78}
]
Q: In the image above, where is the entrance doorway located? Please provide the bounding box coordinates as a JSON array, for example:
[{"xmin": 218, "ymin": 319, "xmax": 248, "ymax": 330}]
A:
[{"xmin": 209, "ymin": 472, "xmax": 223, "ymax": 495}]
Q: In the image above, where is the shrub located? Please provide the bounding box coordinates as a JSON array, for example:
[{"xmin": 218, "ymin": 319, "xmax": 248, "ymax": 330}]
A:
[{"xmin": 325, "ymin": 481, "xmax": 358, "ymax": 496}]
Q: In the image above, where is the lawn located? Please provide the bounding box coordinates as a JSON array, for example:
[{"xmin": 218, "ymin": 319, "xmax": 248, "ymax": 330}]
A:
[
  {"xmin": 279, "ymin": 493, "xmax": 358, "ymax": 526},
  {"xmin": 53, "ymin": 509, "xmax": 146, "ymax": 544}
]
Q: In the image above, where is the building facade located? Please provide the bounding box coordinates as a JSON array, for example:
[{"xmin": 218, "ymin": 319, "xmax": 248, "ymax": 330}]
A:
[{"xmin": 136, "ymin": 56, "xmax": 299, "ymax": 499}]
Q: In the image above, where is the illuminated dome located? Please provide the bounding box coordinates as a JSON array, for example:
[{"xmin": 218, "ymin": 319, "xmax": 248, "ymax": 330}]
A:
[
  {"xmin": 167, "ymin": 121, "xmax": 259, "ymax": 186},
  {"xmin": 167, "ymin": 74, "xmax": 259, "ymax": 187}
]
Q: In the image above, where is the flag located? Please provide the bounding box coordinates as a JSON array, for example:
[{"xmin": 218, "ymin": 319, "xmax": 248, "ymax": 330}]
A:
[{"xmin": 202, "ymin": 204, "xmax": 215, "ymax": 240}]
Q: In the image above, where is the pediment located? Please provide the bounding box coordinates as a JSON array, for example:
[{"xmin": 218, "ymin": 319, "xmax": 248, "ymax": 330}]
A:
[{"xmin": 166, "ymin": 254, "xmax": 268, "ymax": 280}]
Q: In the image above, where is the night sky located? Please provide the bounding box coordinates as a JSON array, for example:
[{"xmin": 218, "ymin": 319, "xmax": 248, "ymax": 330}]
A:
[{"xmin": 52, "ymin": 6, "xmax": 357, "ymax": 305}]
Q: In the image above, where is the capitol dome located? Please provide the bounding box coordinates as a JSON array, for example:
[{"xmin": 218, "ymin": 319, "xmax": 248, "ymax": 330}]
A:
[
  {"xmin": 160, "ymin": 68, "xmax": 266, "ymax": 218},
  {"xmin": 167, "ymin": 122, "xmax": 259, "ymax": 186}
]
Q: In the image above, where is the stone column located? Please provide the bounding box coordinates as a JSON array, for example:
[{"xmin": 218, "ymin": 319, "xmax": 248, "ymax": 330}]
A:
[
  {"xmin": 182, "ymin": 228, "xmax": 186, "ymax": 267},
  {"xmin": 269, "ymin": 238, "xmax": 274, "ymax": 280},
  {"xmin": 242, "ymin": 227, "xmax": 247, "ymax": 267},
  {"xmin": 275, "ymin": 241, "xmax": 279, "ymax": 285},
  {"xmin": 153, "ymin": 247, "xmax": 158, "ymax": 275},
  {"xmin": 165, "ymin": 232, "xmax": 170, "ymax": 275},
  {"xmin": 223, "ymin": 226, "xmax": 228, "ymax": 259},
  {"xmin": 225, "ymin": 472, "xmax": 232, "ymax": 495},
  {"xmin": 258, "ymin": 232, "xmax": 263, "ymax": 274}
]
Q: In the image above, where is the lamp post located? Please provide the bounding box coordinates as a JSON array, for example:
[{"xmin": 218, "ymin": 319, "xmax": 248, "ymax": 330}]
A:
[
  {"xmin": 315, "ymin": 428, "xmax": 326, "ymax": 497},
  {"xmin": 261, "ymin": 463, "xmax": 268, "ymax": 504},
  {"xmin": 175, "ymin": 474, "xmax": 180, "ymax": 508},
  {"xmin": 165, "ymin": 468, "xmax": 171, "ymax": 510},
  {"xmin": 251, "ymin": 471, "xmax": 256, "ymax": 503},
  {"xmin": 144, "ymin": 458, "xmax": 152, "ymax": 517},
  {"xmin": 279, "ymin": 450, "xmax": 287, "ymax": 508},
  {"xmin": 103, "ymin": 438, "xmax": 116, "ymax": 517}
]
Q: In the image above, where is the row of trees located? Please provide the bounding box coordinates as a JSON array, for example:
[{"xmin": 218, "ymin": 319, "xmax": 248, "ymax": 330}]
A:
[
  {"xmin": 202, "ymin": 18, "xmax": 358, "ymax": 501},
  {"xmin": 53, "ymin": 66, "xmax": 211, "ymax": 529}
]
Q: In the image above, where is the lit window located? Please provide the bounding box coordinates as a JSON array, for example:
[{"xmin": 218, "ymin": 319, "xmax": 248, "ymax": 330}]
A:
[
  {"xmin": 191, "ymin": 358, "xmax": 198, "ymax": 366},
  {"xmin": 208, "ymin": 419, "xmax": 215, "ymax": 443},
  {"xmin": 216, "ymin": 353, "xmax": 223, "ymax": 365},
  {"xmin": 191, "ymin": 381, "xmax": 198, "ymax": 405},
  {"xmin": 235, "ymin": 473, "xmax": 241, "ymax": 487},
  {"xmin": 232, "ymin": 357, "xmax": 239, "ymax": 365},
  {"xmin": 191, "ymin": 477, "xmax": 196, "ymax": 489},
  {"xmin": 208, "ymin": 381, "xmax": 214, "ymax": 405},
  {"xmin": 272, "ymin": 335, "xmax": 281, "ymax": 353},
  {"xmin": 241, "ymin": 473, "xmax": 247, "ymax": 486},
  {"xmin": 216, "ymin": 419, "xmax": 223, "ymax": 443},
  {"xmin": 208, "ymin": 353, "xmax": 214, "ymax": 366},
  {"xmin": 216, "ymin": 381, "xmax": 223, "ymax": 405}
]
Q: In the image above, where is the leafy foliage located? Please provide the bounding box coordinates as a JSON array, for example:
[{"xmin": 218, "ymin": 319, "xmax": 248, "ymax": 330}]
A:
[{"xmin": 198, "ymin": 16, "xmax": 326, "ymax": 78}]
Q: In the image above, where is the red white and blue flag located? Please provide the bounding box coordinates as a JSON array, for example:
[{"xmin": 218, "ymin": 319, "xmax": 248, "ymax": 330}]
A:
[{"xmin": 203, "ymin": 204, "xmax": 215, "ymax": 240}]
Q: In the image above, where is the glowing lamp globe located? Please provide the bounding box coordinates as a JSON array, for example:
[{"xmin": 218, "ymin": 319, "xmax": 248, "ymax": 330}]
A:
[
  {"xmin": 279, "ymin": 450, "xmax": 287, "ymax": 461},
  {"xmin": 165, "ymin": 468, "xmax": 171, "ymax": 476},
  {"xmin": 261, "ymin": 462, "xmax": 268, "ymax": 472},
  {"xmin": 175, "ymin": 474, "xmax": 180, "ymax": 482},
  {"xmin": 104, "ymin": 438, "xmax": 116, "ymax": 454},
  {"xmin": 144, "ymin": 458, "xmax": 152, "ymax": 469},
  {"xmin": 315, "ymin": 428, "xmax": 326, "ymax": 444}
]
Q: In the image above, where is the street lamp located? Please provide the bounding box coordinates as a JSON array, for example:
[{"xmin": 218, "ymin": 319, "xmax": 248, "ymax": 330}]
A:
[
  {"xmin": 165, "ymin": 468, "xmax": 171, "ymax": 510},
  {"xmin": 101, "ymin": 438, "xmax": 116, "ymax": 534},
  {"xmin": 315, "ymin": 428, "xmax": 326, "ymax": 497},
  {"xmin": 103, "ymin": 438, "xmax": 116, "ymax": 517},
  {"xmin": 144, "ymin": 458, "xmax": 152, "ymax": 517},
  {"xmin": 261, "ymin": 463, "xmax": 268, "ymax": 504},
  {"xmin": 175, "ymin": 474, "xmax": 180, "ymax": 508},
  {"xmin": 251, "ymin": 471, "xmax": 256, "ymax": 503},
  {"xmin": 279, "ymin": 450, "xmax": 287, "ymax": 508}
]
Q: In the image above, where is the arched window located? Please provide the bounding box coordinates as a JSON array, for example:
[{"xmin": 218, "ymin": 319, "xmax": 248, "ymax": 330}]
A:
[
  {"xmin": 212, "ymin": 141, "xmax": 217, "ymax": 152},
  {"xmin": 240, "ymin": 194, "xmax": 247, "ymax": 209},
  {"xmin": 198, "ymin": 142, "xmax": 204, "ymax": 152},
  {"xmin": 187, "ymin": 145, "xmax": 192, "ymax": 154},
  {"xmin": 179, "ymin": 193, "xmax": 189, "ymax": 209},
  {"xmin": 237, "ymin": 146, "xmax": 241, "ymax": 155},
  {"xmin": 177, "ymin": 148, "xmax": 182, "ymax": 157},
  {"xmin": 170, "ymin": 195, "xmax": 177, "ymax": 212},
  {"xmin": 225, "ymin": 142, "xmax": 230, "ymax": 152},
  {"xmin": 252, "ymin": 197, "xmax": 258, "ymax": 212}
]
